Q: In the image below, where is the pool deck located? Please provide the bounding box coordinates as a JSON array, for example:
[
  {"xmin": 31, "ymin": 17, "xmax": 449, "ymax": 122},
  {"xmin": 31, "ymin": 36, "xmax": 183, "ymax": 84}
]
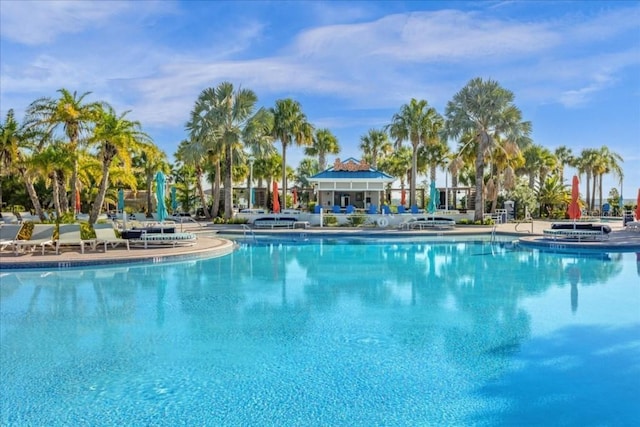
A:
[{"xmin": 1, "ymin": 220, "xmax": 639, "ymax": 269}]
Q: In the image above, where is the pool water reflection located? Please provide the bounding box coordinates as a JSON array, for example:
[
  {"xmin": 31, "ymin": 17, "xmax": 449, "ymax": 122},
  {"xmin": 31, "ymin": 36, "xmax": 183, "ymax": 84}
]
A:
[{"xmin": 1, "ymin": 238, "xmax": 639, "ymax": 425}]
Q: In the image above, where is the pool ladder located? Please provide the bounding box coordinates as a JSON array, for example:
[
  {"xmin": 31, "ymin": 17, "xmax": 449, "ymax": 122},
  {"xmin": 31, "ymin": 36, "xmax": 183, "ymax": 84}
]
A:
[{"xmin": 241, "ymin": 224, "xmax": 257, "ymax": 242}]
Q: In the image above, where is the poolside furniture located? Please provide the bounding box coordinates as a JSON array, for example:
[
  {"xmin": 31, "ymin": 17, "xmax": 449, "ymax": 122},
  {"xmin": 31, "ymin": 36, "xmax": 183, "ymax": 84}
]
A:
[
  {"xmin": 13, "ymin": 224, "xmax": 56, "ymax": 255},
  {"xmin": 314, "ymin": 205, "xmax": 322, "ymax": 214},
  {"xmin": 1, "ymin": 212, "xmax": 19, "ymax": 224},
  {"xmin": 345, "ymin": 205, "xmax": 355, "ymax": 214},
  {"xmin": 381, "ymin": 205, "xmax": 391, "ymax": 215},
  {"xmin": 624, "ymin": 221, "xmax": 640, "ymax": 232},
  {"xmin": 0, "ymin": 224, "xmax": 22, "ymax": 252},
  {"xmin": 397, "ymin": 206, "xmax": 407, "ymax": 214},
  {"xmin": 543, "ymin": 223, "xmax": 611, "ymax": 241},
  {"xmin": 253, "ymin": 217, "xmax": 299, "ymax": 229},
  {"xmin": 18, "ymin": 212, "xmax": 41, "ymax": 223},
  {"xmin": 332, "ymin": 205, "xmax": 342, "ymax": 214},
  {"xmin": 399, "ymin": 217, "xmax": 456, "ymax": 230},
  {"xmin": 410, "ymin": 205, "xmax": 420, "ymax": 214},
  {"xmin": 367, "ymin": 204, "xmax": 378, "ymax": 214},
  {"xmin": 56, "ymin": 224, "xmax": 95, "ymax": 254},
  {"xmin": 131, "ymin": 231, "xmax": 197, "ymax": 249},
  {"xmin": 93, "ymin": 223, "xmax": 130, "ymax": 251}
]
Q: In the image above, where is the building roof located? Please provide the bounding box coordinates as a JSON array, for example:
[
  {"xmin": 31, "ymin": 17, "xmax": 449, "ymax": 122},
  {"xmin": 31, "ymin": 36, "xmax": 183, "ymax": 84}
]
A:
[{"xmin": 309, "ymin": 157, "xmax": 394, "ymax": 182}]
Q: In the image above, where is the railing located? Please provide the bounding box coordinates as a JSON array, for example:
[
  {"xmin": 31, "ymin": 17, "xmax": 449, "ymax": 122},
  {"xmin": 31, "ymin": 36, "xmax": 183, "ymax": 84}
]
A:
[{"xmin": 241, "ymin": 224, "xmax": 256, "ymax": 242}]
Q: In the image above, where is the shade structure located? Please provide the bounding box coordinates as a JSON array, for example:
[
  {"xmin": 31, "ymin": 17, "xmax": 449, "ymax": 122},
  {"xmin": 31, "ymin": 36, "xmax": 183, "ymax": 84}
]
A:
[
  {"xmin": 272, "ymin": 181, "xmax": 280, "ymax": 213},
  {"xmin": 292, "ymin": 188, "xmax": 298, "ymax": 207},
  {"xmin": 636, "ymin": 188, "xmax": 640, "ymax": 220},
  {"xmin": 171, "ymin": 186, "xmax": 178, "ymax": 213},
  {"xmin": 155, "ymin": 171, "xmax": 167, "ymax": 222},
  {"xmin": 75, "ymin": 190, "xmax": 81, "ymax": 214},
  {"xmin": 117, "ymin": 188, "xmax": 125, "ymax": 211},
  {"xmin": 568, "ymin": 175, "xmax": 581, "ymax": 222},
  {"xmin": 427, "ymin": 180, "xmax": 439, "ymax": 214}
]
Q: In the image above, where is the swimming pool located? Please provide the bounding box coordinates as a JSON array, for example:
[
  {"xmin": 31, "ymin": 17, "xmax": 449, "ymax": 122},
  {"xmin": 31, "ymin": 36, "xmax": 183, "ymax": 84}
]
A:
[{"xmin": 1, "ymin": 237, "xmax": 639, "ymax": 425}]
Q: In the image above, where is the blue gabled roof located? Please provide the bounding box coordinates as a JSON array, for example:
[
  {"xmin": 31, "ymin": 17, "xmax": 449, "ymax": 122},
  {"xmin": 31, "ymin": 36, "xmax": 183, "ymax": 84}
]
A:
[{"xmin": 309, "ymin": 157, "xmax": 394, "ymax": 180}]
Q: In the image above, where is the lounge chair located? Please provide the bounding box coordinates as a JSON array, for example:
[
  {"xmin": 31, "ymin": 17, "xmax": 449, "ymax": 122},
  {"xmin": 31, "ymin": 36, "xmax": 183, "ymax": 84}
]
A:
[
  {"xmin": 0, "ymin": 224, "xmax": 22, "ymax": 252},
  {"xmin": 13, "ymin": 224, "xmax": 56, "ymax": 255},
  {"xmin": 93, "ymin": 223, "xmax": 130, "ymax": 251},
  {"xmin": 1, "ymin": 212, "xmax": 19, "ymax": 224},
  {"xmin": 56, "ymin": 224, "xmax": 94, "ymax": 254},
  {"xmin": 397, "ymin": 206, "xmax": 407, "ymax": 214}
]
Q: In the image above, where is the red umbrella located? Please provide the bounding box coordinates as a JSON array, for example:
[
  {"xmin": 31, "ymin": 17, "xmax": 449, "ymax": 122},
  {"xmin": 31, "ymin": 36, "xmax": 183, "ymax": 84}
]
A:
[
  {"xmin": 272, "ymin": 181, "xmax": 280, "ymax": 213},
  {"xmin": 400, "ymin": 188, "xmax": 406, "ymax": 206},
  {"xmin": 568, "ymin": 175, "xmax": 581, "ymax": 222},
  {"xmin": 75, "ymin": 189, "xmax": 81, "ymax": 214},
  {"xmin": 635, "ymin": 188, "xmax": 640, "ymax": 221},
  {"xmin": 292, "ymin": 188, "xmax": 298, "ymax": 207}
]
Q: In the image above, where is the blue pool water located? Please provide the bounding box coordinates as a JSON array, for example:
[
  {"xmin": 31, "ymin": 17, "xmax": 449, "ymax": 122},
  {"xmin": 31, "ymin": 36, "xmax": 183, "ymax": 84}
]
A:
[{"xmin": 1, "ymin": 237, "xmax": 639, "ymax": 426}]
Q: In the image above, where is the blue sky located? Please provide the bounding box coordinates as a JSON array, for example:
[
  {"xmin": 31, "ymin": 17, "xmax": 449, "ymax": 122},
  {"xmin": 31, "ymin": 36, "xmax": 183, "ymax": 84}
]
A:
[{"xmin": 1, "ymin": 0, "xmax": 639, "ymax": 200}]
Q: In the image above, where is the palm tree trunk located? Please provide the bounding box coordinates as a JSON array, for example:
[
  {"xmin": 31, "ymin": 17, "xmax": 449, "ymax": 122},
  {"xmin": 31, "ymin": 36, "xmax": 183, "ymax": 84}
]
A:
[
  {"xmin": 224, "ymin": 148, "xmax": 233, "ymax": 219},
  {"xmin": 211, "ymin": 160, "xmax": 221, "ymax": 218},
  {"xmin": 195, "ymin": 167, "xmax": 211, "ymax": 219},
  {"xmin": 146, "ymin": 173, "xmax": 153, "ymax": 216},
  {"xmin": 19, "ymin": 169, "xmax": 45, "ymax": 221},
  {"xmin": 585, "ymin": 172, "xmax": 591, "ymax": 213},
  {"xmin": 474, "ymin": 136, "xmax": 486, "ymax": 221},
  {"xmin": 51, "ymin": 171, "xmax": 62, "ymax": 218},
  {"xmin": 281, "ymin": 140, "xmax": 288, "ymax": 210},
  {"xmin": 598, "ymin": 173, "xmax": 604, "ymax": 214},
  {"xmin": 410, "ymin": 143, "xmax": 418, "ymax": 207},
  {"xmin": 90, "ymin": 162, "xmax": 112, "ymax": 225}
]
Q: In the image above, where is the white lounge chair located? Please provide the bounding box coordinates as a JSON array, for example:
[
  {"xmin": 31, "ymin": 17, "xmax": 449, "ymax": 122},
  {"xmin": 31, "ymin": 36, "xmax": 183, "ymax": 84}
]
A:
[
  {"xmin": 56, "ymin": 224, "xmax": 94, "ymax": 254},
  {"xmin": 13, "ymin": 224, "xmax": 56, "ymax": 255},
  {"xmin": 0, "ymin": 224, "xmax": 22, "ymax": 252},
  {"xmin": 1, "ymin": 212, "xmax": 19, "ymax": 224},
  {"xmin": 93, "ymin": 223, "xmax": 130, "ymax": 251}
]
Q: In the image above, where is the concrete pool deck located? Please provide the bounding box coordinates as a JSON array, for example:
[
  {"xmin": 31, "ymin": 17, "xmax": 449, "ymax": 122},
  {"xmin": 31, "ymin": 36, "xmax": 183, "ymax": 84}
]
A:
[{"xmin": 1, "ymin": 220, "xmax": 639, "ymax": 269}]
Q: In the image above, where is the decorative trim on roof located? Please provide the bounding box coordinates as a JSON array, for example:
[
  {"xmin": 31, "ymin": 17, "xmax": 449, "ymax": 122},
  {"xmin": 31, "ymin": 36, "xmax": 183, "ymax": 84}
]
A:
[{"xmin": 309, "ymin": 157, "xmax": 394, "ymax": 182}]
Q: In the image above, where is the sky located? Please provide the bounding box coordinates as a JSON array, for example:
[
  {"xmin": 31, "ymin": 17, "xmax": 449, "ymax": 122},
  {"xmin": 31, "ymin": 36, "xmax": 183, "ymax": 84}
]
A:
[{"xmin": 1, "ymin": 0, "xmax": 639, "ymax": 201}]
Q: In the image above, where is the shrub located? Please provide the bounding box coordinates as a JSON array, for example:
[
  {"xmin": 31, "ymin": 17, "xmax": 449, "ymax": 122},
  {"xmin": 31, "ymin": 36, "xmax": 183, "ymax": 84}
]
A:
[
  {"xmin": 323, "ymin": 214, "xmax": 338, "ymax": 227},
  {"xmin": 347, "ymin": 213, "xmax": 367, "ymax": 227}
]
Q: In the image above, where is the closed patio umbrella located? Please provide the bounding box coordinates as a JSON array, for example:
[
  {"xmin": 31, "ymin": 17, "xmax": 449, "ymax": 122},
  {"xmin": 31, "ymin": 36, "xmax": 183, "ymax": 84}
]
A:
[
  {"xmin": 568, "ymin": 175, "xmax": 581, "ymax": 226},
  {"xmin": 427, "ymin": 180, "xmax": 439, "ymax": 214},
  {"xmin": 75, "ymin": 190, "xmax": 81, "ymax": 215},
  {"xmin": 636, "ymin": 188, "xmax": 640, "ymax": 221},
  {"xmin": 292, "ymin": 188, "xmax": 298, "ymax": 207},
  {"xmin": 171, "ymin": 186, "xmax": 178, "ymax": 214},
  {"xmin": 118, "ymin": 188, "xmax": 126, "ymax": 230},
  {"xmin": 272, "ymin": 181, "xmax": 280, "ymax": 213},
  {"xmin": 155, "ymin": 171, "xmax": 167, "ymax": 223}
]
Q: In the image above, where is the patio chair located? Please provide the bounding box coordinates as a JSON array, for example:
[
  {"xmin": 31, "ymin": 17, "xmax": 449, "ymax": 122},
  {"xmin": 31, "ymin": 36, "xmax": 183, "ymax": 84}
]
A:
[
  {"xmin": 56, "ymin": 224, "xmax": 94, "ymax": 254},
  {"xmin": 13, "ymin": 224, "xmax": 56, "ymax": 255},
  {"xmin": 345, "ymin": 205, "xmax": 355, "ymax": 214},
  {"xmin": 332, "ymin": 205, "xmax": 341, "ymax": 214},
  {"xmin": 381, "ymin": 205, "xmax": 391, "ymax": 215},
  {"xmin": 410, "ymin": 205, "xmax": 420, "ymax": 214},
  {"xmin": 367, "ymin": 204, "xmax": 377, "ymax": 214},
  {"xmin": 313, "ymin": 205, "xmax": 322, "ymax": 214},
  {"xmin": 93, "ymin": 223, "xmax": 130, "ymax": 251},
  {"xmin": 0, "ymin": 224, "xmax": 22, "ymax": 252},
  {"xmin": 397, "ymin": 205, "xmax": 407, "ymax": 214},
  {"xmin": 1, "ymin": 212, "xmax": 19, "ymax": 224}
]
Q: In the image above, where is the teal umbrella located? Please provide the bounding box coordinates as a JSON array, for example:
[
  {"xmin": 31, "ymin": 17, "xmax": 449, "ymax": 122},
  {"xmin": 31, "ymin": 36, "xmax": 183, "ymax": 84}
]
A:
[
  {"xmin": 117, "ymin": 188, "xmax": 125, "ymax": 211},
  {"xmin": 155, "ymin": 171, "xmax": 167, "ymax": 222},
  {"xmin": 428, "ymin": 180, "xmax": 439, "ymax": 214},
  {"xmin": 171, "ymin": 186, "xmax": 178, "ymax": 213}
]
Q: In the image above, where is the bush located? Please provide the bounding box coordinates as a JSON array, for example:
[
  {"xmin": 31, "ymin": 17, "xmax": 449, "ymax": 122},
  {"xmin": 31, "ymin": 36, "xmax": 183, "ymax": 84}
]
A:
[
  {"xmin": 323, "ymin": 214, "xmax": 338, "ymax": 227},
  {"xmin": 346, "ymin": 213, "xmax": 367, "ymax": 227}
]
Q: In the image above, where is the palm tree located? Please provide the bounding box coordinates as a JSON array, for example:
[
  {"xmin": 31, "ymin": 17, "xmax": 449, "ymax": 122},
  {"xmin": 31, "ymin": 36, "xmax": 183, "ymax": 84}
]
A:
[
  {"xmin": 359, "ymin": 129, "xmax": 392, "ymax": 169},
  {"xmin": 575, "ymin": 148, "xmax": 598, "ymax": 212},
  {"xmin": 305, "ymin": 128, "xmax": 340, "ymax": 171},
  {"xmin": 134, "ymin": 145, "xmax": 168, "ymax": 217},
  {"xmin": 88, "ymin": 106, "xmax": 151, "ymax": 224},
  {"xmin": 387, "ymin": 98, "xmax": 443, "ymax": 208},
  {"xmin": 269, "ymin": 98, "xmax": 314, "ymax": 210},
  {"xmin": 594, "ymin": 146, "xmax": 623, "ymax": 213},
  {"xmin": 0, "ymin": 109, "xmax": 21, "ymax": 209},
  {"xmin": 176, "ymin": 139, "xmax": 211, "ymax": 219},
  {"xmin": 25, "ymin": 89, "xmax": 102, "ymax": 213},
  {"xmin": 379, "ymin": 146, "xmax": 412, "ymax": 206},
  {"xmin": 188, "ymin": 83, "xmax": 261, "ymax": 219},
  {"xmin": 554, "ymin": 145, "xmax": 573, "ymax": 185},
  {"xmin": 444, "ymin": 78, "xmax": 532, "ymax": 221}
]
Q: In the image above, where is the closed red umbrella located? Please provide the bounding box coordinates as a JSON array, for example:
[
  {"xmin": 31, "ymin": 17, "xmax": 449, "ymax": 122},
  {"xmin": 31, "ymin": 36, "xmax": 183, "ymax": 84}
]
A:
[
  {"xmin": 400, "ymin": 188, "xmax": 406, "ymax": 206},
  {"xmin": 75, "ymin": 189, "xmax": 81, "ymax": 214},
  {"xmin": 272, "ymin": 181, "xmax": 280, "ymax": 213},
  {"xmin": 635, "ymin": 188, "xmax": 640, "ymax": 221},
  {"xmin": 292, "ymin": 188, "xmax": 298, "ymax": 207},
  {"xmin": 568, "ymin": 175, "xmax": 581, "ymax": 222}
]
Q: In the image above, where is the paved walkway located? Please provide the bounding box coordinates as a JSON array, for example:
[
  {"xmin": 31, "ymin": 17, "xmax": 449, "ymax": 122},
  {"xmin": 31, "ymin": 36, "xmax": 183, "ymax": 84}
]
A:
[{"xmin": 1, "ymin": 220, "xmax": 639, "ymax": 269}]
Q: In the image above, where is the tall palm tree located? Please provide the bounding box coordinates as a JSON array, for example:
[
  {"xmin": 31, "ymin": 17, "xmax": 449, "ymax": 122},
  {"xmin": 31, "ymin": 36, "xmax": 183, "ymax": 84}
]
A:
[
  {"xmin": 554, "ymin": 145, "xmax": 573, "ymax": 185},
  {"xmin": 188, "ymin": 83, "xmax": 261, "ymax": 219},
  {"xmin": 176, "ymin": 139, "xmax": 211, "ymax": 219},
  {"xmin": 89, "ymin": 106, "xmax": 151, "ymax": 224},
  {"xmin": 25, "ymin": 89, "xmax": 102, "ymax": 213},
  {"xmin": 575, "ymin": 148, "xmax": 598, "ymax": 212},
  {"xmin": 269, "ymin": 98, "xmax": 314, "ymax": 210},
  {"xmin": 594, "ymin": 146, "xmax": 623, "ymax": 212},
  {"xmin": 379, "ymin": 146, "xmax": 412, "ymax": 206},
  {"xmin": 0, "ymin": 109, "xmax": 21, "ymax": 209},
  {"xmin": 359, "ymin": 129, "xmax": 392, "ymax": 169},
  {"xmin": 444, "ymin": 78, "xmax": 532, "ymax": 221},
  {"xmin": 305, "ymin": 128, "xmax": 340, "ymax": 171},
  {"xmin": 387, "ymin": 98, "xmax": 443, "ymax": 208}
]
